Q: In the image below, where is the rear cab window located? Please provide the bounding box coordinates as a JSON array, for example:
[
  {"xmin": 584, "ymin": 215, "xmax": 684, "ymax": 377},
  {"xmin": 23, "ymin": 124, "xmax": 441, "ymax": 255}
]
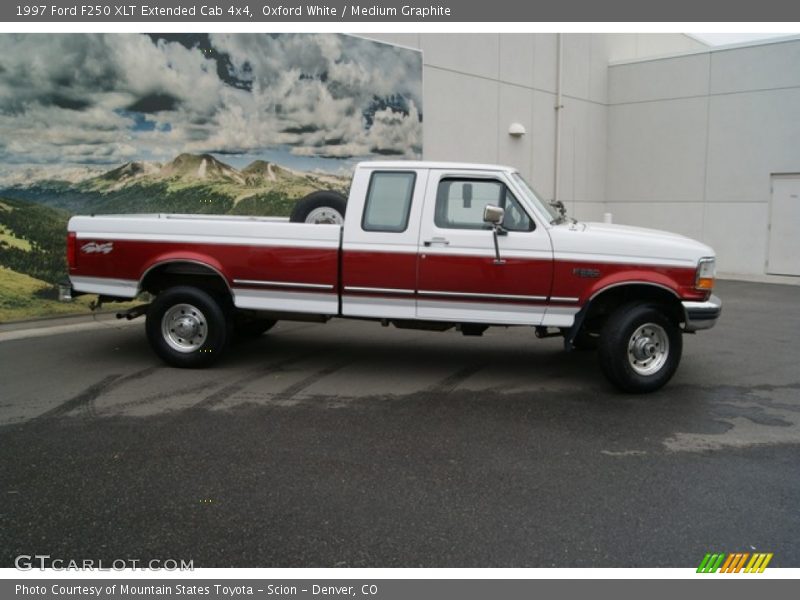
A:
[{"xmin": 362, "ymin": 171, "xmax": 417, "ymax": 233}]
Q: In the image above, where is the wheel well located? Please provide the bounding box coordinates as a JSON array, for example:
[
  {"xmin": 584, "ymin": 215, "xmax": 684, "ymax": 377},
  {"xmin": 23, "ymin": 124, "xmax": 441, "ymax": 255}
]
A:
[
  {"xmin": 140, "ymin": 261, "xmax": 231, "ymax": 300},
  {"xmin": 579, "ymin": 284, "xmax": 683, "ymax": 335}
]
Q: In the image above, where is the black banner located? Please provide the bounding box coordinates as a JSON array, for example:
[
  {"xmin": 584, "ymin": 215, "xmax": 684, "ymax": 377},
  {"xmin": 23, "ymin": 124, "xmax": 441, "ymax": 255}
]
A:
[
  {"xmin": 4, "ymin": 579, "xmax": 799, "ymax": 600},
  {"xmin": 3, "ymin": 0, "xmax": 800, "ymax": 22}
]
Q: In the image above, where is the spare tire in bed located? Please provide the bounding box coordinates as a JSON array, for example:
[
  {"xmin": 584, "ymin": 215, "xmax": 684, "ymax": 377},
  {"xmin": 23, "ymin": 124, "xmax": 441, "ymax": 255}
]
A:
[{"xmin": 289, "ymin": 191, "xmax": 347, "ymax": 224}]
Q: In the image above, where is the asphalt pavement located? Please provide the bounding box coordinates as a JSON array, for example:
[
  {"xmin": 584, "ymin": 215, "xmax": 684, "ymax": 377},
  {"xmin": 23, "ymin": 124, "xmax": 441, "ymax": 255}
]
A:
[{"xmin": 1, "ymin": 279, "xmax": 799, "ymax": 567}]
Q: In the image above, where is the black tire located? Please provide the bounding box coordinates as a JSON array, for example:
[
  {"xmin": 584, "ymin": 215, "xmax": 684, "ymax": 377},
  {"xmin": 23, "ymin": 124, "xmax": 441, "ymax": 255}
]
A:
[
  {"xmin": 233, "ymin": 315, "xmax": 277, "ymax": 340},
  {"xmin": 598, "ymin": 303, "xmax": 682, "ymax": 393},
  {"xmin": 146, "ymin": 286, "xmax": 231, "ymax": 368},
  {"xmin": 289, "ymin": 191, "xmax": 347, "ymax": 224},
  {"xmin": 571, "ymin": 330, "xmax": 599, "ymax": 351}
]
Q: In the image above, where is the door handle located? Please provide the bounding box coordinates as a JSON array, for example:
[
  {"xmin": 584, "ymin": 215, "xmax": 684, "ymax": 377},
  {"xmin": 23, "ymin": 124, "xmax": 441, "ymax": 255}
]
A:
[{"xmin": 423, "ymin": 237, "xmax": 450, "ymax": 246}]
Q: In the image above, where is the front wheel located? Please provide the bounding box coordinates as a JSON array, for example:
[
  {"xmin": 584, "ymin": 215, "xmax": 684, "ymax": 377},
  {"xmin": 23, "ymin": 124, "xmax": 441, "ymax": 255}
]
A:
[
  {"xmin": 598, "ymin": 303, "xmax": 682, "ymax": 393},
  {"xmin": 571, "ymin": 330, "xmax": 599, "ymax": 351},
  {"xmin": 146, "ymin": 286, "xmax": 231, "ymax": 368}
]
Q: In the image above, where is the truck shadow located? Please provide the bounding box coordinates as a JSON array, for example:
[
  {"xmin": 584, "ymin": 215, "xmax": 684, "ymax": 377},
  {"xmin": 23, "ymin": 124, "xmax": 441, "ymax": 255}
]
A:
[
  {"xmin": 23, "ymin": 319, "xmax": 660, "ymax": 426},
  {"xmin": 224, "ymin": 321, "xmax": 606, "ymax": 398}
]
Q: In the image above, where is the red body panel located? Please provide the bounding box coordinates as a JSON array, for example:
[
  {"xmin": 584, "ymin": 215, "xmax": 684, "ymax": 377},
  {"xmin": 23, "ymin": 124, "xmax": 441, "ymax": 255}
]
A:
[
  {"xmin": 417, "ymin": 253, "xmax": 554, "ymax": 303},
  {"xmin": 75, "ymin": 239, "xmax": 339, "ymax": 291},
  {"xmin": 550, "ymin": 260, "xmax": 704, "ymax": 303},
  {"xmin": 73, "ymin": 238, "xmax": 703, "ymax": 305},
  {"xmin": 342, "ymin": 250, "xmax": 417, "ymax": 293}
]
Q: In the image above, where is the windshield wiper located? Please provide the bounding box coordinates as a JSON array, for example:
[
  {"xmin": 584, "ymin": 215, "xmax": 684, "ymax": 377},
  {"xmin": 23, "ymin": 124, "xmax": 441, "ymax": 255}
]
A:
[
  {"xmin": 549, "ymin": 200, "xmax": 567, "ymax": 224},
  {"xmin": 549, "ymin": 200, "xmax": 579, "ymax": 225}
]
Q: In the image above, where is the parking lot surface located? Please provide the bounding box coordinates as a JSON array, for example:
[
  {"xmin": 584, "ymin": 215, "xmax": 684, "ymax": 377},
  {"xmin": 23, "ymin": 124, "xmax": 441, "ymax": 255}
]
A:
[{"xmin": 1, "ymin": 280, "xmax": 799, "ymax": 567}]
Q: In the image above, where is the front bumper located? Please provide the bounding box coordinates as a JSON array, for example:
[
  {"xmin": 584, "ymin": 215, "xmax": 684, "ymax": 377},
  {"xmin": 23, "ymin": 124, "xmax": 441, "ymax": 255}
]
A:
[{"xmin": 682, "ymin": 294, "xmax": 722, "ymax": 332}]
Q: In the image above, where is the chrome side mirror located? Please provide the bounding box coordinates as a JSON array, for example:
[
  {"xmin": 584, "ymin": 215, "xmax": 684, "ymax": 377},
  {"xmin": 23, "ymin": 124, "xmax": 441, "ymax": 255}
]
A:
[
  {"xmin": 483, "ymin": 205, "xmax": 506, "ymax": 265},
  {"xmin": 483, "ymin": 204, "xmax": 504, "ymax": 225}
]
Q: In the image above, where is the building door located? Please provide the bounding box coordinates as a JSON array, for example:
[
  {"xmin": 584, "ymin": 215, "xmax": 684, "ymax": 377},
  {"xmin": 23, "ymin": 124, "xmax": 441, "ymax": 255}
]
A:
[{"xmin": 767, "ymin": 175, "xmax": 800, "ymax": 276}]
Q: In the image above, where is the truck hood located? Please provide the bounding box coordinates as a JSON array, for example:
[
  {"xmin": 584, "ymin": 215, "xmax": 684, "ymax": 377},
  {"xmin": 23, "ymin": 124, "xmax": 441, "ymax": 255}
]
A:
[{"xmin": 548, "ymin": 221, "xmax": 715, "ymax": 267}]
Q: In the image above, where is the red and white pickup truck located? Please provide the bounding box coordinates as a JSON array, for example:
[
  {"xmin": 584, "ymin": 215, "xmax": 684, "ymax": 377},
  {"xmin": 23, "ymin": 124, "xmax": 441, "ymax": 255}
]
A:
[{"xmin": 65, "ymin": 161, "xmax": 721, "ymax": 392}]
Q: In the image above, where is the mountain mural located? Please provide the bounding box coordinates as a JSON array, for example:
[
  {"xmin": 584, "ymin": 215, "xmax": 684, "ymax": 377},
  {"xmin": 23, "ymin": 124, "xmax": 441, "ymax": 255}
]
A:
[
  {"xmin": 0, "ymin": 153, "xmax": 350, "ymax": 321},
  {"xmin": 1, "ymin": 153, "xmax": 349, "ymax": 217},
  {"xmin": 0, "ymin": 32, "xmax": 422, "ymax": 320}
]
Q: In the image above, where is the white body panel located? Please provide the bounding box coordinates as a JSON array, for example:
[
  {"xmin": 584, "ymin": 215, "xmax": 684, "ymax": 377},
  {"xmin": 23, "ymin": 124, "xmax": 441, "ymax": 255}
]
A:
[
  {"xmin": 233, "ymin": 289, "xmax": 338, "ymax": 315},
  {"xmin": 69, "ymin": 275, "xmax": 139, "ymax": 298},
  {"xmin": 549, "ymin": 221, "xmax": 715, "ymax": 268},
  {"xmin": 69, "ymin": 213, "xmax": 341, "ymax": 249},
  {"xmin": 341, "ymin": 295, "xmax": 416, "ymax": 319}
]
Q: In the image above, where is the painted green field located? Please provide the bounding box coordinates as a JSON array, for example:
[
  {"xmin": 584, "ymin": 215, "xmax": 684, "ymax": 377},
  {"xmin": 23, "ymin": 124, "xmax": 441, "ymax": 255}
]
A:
[
  {"xmin": 0, "ymin": 154, "xmax": 350, "ymax": 322},
  {"xmin": 0, "ymin": 266, "xmax": 91, "ymax": 321},
  {"xmin": 0, "ymin": 224, "xmax": 32, "ymax": 251},
  {"xmin": 0, "ymin": 267, "xmax": 142, "ymax": 323}
]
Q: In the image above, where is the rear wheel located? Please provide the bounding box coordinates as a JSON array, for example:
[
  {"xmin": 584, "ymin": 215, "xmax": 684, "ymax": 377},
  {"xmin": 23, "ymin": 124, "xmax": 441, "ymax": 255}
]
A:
[
  {"xmin": 598, "ymin": 303, "xmax": 682, "ymax": 393},
  {"xmin": 146, "ymin": 286, "xmax": 231, "ymax": 368},
  {"xmin": 289, "ymin": 191, "xmax": 347, "ymax": 224}
]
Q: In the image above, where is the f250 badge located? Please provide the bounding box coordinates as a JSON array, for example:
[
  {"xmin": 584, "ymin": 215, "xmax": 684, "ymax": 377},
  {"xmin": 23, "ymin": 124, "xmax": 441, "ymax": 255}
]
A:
[
  {"xmin": 573, "ymin": 267, "xmax": 601, "ymax": 278},
  {"xmin": 81, "ymin": 242, "xmax": 114, "ymax": 255}
]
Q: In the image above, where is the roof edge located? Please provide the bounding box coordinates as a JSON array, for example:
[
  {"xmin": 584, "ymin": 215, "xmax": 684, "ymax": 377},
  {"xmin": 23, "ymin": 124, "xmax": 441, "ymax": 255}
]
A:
[{"xmin": 609, "ymin": 34, "xmax": 800, "ymax": 67}]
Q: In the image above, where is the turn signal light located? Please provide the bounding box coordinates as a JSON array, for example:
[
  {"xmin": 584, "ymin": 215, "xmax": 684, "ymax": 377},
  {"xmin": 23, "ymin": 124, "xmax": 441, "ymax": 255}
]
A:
[{"xmin": 695, "ymin": 257, "xmax": 715, "ymax": 291}]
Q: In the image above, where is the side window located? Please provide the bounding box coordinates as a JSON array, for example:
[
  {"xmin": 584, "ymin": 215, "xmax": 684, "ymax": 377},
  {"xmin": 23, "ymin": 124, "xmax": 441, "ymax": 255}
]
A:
[
  {"xmin": 362, "ymin": 171, "xmax": 416, "ymax": 233},
  {"xmin": 434, "ymin": 178, "xmax": 534, "ymax": 232}
]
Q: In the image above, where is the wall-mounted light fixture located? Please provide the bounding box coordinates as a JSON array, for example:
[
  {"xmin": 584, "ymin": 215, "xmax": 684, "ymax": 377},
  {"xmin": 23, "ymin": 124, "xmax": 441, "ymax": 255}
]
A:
[{"xmin": 508, "ymin": 122, "xmax": 526, "ymax": 137}]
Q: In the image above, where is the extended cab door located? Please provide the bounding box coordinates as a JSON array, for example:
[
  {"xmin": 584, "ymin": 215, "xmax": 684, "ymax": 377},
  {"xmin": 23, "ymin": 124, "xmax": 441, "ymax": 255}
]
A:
[
  {"xmin": 341, "ymin": 167, "xmax": 427, "ymax": 319},
  {"xmin": 415, "ymin": 170, "xmax": 553, "ymax": 325}
]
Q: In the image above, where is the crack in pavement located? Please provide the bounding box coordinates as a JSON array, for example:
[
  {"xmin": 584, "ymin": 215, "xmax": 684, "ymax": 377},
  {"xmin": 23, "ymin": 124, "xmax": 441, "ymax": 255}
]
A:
[
  {"xmin": 270, "ymin": 358, "xmax": 354, "ymax": 402},
  {"xmin": 37, "ymin": 366, "xmax": 161, "ymax": 420},
  {"xmin": 190, "ymin": 351, "xmax": 322, "ymax": 410},
  {"xmin": 426, "ymin": 363, "xmax": 486, "ymax": 395}
]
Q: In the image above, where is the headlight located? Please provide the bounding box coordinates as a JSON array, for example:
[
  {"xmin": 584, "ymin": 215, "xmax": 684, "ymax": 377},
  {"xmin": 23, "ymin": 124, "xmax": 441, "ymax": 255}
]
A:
[{"xmin": 695, "ymin": 257, "xmax": 716, "ymax": 291}]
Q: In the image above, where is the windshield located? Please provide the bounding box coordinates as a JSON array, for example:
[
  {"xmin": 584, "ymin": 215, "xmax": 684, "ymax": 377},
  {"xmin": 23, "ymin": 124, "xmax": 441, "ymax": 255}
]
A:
[{"xmin": 511, "ymin": 172, "xmax": 563, "ymax": 223}]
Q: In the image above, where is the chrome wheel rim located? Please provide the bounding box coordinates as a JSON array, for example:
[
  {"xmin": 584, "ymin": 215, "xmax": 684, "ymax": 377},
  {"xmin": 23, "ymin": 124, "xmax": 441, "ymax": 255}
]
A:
[
  {"xmin": 305, "ymin": 207, "xmax": 343, "ymax": 224},
  {"xmin": 161, "ymin": 303, "xmax": 208, "ymax": 353},
  {"xmin": 627, "ymin": 322, "xmax": 669, "ymax": 376}
]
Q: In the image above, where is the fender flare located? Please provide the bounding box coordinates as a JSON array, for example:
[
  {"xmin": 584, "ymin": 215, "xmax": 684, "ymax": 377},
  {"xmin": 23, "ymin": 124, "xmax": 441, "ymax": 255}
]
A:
[
  {"xmin": 564, "ymin": 280, "xmax": 682, "ymax": 351},
  {"xmin": 138, "ymin": 254, "xmax": 233, "ymax": 296}
]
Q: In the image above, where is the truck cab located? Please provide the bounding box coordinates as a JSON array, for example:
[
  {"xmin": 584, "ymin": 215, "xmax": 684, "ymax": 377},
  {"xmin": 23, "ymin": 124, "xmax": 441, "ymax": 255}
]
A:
[{"xmin": 340, "ymin": 162, "xmax": 556, "ymax": 325}]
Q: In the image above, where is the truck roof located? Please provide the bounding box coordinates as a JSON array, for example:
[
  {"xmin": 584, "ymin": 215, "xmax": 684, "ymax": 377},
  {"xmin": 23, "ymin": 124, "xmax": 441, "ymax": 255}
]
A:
[{"xmin": 355, "ymin": 160, "xmax": 518, "ymax": 173}]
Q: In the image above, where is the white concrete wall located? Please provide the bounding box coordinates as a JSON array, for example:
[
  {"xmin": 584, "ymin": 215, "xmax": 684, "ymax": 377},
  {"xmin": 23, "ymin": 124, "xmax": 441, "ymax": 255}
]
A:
[
  {"xmin": 360, "ymin": 33, "xmax": 712, "ymax": 225},
  {"xmin": 607, "ymin": 38, "xmax": 800, "ymax": 277},
  {"xmin": 360, "ymin": 34, "xmax": 800, "ymax": 278},
  {"xmin": 361, "ymin": 33, "xmax": 614, "ymax": 222}
]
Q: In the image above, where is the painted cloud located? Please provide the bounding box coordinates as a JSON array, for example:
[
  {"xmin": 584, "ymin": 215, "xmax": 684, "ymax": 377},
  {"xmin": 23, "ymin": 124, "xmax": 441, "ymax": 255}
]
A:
[{"xmin": 0, "ymin": 33, "xmax": 423, "ymax": 171}]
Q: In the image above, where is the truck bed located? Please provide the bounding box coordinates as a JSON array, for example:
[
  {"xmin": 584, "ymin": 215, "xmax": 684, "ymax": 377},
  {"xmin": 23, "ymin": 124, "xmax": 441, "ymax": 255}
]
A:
[{"xmin": 68, "ymin": 213, "xmax": 342, "ymax": 315}]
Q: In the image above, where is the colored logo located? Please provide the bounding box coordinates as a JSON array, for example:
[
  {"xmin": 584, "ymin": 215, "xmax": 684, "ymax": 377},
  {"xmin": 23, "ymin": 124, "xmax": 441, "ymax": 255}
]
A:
[{"xmin": 697, "ymin": 552, "xmax": 773, "ymax": 573}]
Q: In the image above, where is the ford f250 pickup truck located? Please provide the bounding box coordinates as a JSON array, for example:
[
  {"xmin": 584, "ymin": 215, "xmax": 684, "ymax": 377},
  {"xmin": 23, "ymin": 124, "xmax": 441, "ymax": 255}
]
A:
[{"xmin": 65, "ymin": 161, "xmax": 721, "ymax": 393}]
